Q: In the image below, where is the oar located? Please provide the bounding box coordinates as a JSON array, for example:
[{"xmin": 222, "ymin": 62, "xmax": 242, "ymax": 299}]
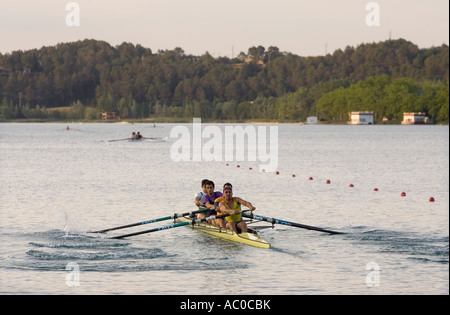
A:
[
  {"xmin": 142, "ymin": 137, "xmax": 163, "ymax": 140},
  {"xmin": 108, "ymin": 138, "xmax": 132, "ymax": 142},
  {"xmin": 242, "ymin": 212, "xmax": 345, "ymax": 235},
  {"xmin": 88, "ymin": 208, "xmax": 208, "ymax": 234},
  {"xmin": 108, "ymin": 137, "xmax": 162, "ymax": 142},
  {"xmin": 110, "ymin": 213, "xmax": 233, "ymax": 240}
]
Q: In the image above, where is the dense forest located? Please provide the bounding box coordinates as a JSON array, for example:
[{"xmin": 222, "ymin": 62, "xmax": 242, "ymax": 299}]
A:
[{"xmin": 0, "ymin": 38, "xmax": 448, "ymax": 122}]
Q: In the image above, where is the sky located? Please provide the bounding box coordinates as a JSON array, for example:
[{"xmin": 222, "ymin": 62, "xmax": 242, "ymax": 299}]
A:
[{"xmin": 1, "ymin": 0, "xmax": 448, "ymax": 57}]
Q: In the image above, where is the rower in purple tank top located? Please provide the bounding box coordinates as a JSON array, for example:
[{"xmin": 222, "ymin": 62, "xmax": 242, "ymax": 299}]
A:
[{"xmin": 201, "ymin": 180, "xmax": 224, "ymax": 228}]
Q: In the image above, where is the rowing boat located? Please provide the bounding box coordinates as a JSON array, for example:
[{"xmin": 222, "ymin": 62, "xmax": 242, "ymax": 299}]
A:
[
  {"xmin": 93, "ymin": 209, "xmax": 343, "ymax": 244},
  {"xmin": 177, "ymin": 216, "xmax": 271, "ymax": 249},
  {"xmin": 108, "ymin": 136, "xmax": 163, "ymax": 142}
]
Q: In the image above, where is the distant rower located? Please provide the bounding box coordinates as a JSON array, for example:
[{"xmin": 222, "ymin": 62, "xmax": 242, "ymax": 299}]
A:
[{"xmin": 131, "ymin": 132, "xmax": 144, "ymax": 140}]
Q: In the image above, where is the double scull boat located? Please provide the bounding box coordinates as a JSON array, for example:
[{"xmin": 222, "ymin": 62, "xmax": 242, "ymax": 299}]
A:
[{"xmin": 90, "ymin": 208, "xmax": 343, "ymax": 248}]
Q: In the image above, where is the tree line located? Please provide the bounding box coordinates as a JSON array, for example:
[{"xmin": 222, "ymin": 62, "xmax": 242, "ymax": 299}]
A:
[{"xmin": 0, "ymin": 39, "xmax": 448, "ymax": 122}]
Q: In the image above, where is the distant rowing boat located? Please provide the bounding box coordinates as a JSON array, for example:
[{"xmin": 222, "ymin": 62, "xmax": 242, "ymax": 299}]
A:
[
  {"xmin": 108, "ymin": 136, "xmax": 163, "ymax": 142},
  {"xmin": 177, "ymin": 215, "xmax": 271, "ymax": 249}
]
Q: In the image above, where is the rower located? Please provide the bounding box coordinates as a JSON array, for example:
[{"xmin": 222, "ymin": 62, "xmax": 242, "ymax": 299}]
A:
[
  {"xmin": 201, "ymin": 180, "xmax": 224, "ymax": 228},
  {"xmin": 132, "ymin": 132, "xmax": 137, "ymax": 139},
  {"xmin": 194, "ymin": 179, "xmax": 209, "ymax": 219},
  {"xmin": 217, "ymin": 183, "xmax": 255, "ymax": 233},
  {"xmin": 137, "ymin": 132, "xmax": 143, "ymax": 139}
]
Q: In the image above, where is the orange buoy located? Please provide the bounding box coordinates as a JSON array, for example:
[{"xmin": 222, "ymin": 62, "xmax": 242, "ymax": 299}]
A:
[
  {"xmin": 373, "ymin": 188, "xmax": 379, "ymax": 191},
  {"xmin": 429, "ymin": 197, "xmax": 435, "ymax": 202},
  {"xmin": 249, "ymin": 167, "xmax": 252, "ymax": 170},
  {"xmin": 349, "ymin": 184, "xmax": 354, "ymax": 188},
  {"xmin": 401, "ymin": 192, "xmax": 406, "ymax": 197},
  {"xmin": 292, "ymin": 174, "xmax": 296, "ymax": 178},
  {"xmin": 237, "ymin": 165, "xmax": 240, "ymax": 168},
  {"xmin": 326, "ymin": 179, "xmax": 331, "ymax": 184},
  {"xmin": 275, "ymin": 171, "xmax": 280, "ymax": 175},
  {"xmin": 309, "ymin": 177, "xmax": 313, "ymax": 180}
]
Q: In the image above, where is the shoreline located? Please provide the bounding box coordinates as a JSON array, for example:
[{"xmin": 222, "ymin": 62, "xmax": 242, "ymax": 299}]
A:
[{"xmin": 0, "ymin": 119, "xmax": 446, "ymax": 125}]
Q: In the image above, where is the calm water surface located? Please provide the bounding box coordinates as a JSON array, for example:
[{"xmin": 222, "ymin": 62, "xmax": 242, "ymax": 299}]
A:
[{"xmin": 0, "ymin": 123, "xmax": 448, "ymax": 294}]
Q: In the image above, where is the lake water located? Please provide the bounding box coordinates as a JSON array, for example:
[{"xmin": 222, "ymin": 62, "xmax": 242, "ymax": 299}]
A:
[{"xmin": 0, "ymin": 122, "xmax": 448, "ymax": 295}]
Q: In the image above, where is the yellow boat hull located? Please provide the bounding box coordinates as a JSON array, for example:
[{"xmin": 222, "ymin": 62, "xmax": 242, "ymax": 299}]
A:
[{"xmin": 177, "ymin": 216, "xmax": 270, "ymax": 249}]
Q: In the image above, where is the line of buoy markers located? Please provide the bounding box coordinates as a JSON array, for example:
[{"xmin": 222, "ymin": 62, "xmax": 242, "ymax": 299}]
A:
[{"xmin": 225, "ymin": 163, "xmax": 436, "ymax": 203}]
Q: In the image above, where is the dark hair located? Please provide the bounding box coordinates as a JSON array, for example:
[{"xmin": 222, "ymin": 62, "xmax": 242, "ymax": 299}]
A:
[
  {"xmin": 206, "ymin": 180, "xmax": 215, "ymax": 188},
  {"xmin": 201, "ymin": 179, "xmax": 209, "ymax": 186},
  {"xmin": 223, "ymin": 182, "xmax": 233, "ymax": 190}
]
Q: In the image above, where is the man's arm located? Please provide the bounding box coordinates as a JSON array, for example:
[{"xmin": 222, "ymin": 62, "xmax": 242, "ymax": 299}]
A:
[
  {"xmin": 236, "ymin": 197, "xmax": 256, "ymax": 211},
  {"xmin": 194, "ymin": 195, "xmax": 202, "ymax": 207},
  {"xmin": 218, "ymin": 202, "xmax": 239, "ymax": 214},
  {"xmin": 204, "ymin": 201, "xmax": 215, "ymax": 209}
]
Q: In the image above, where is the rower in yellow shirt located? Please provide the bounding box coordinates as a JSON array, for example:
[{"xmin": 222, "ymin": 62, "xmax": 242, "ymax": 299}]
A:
[{"xmin": 216, "ymin": 183, "xmax": 256, "ymax": 233}]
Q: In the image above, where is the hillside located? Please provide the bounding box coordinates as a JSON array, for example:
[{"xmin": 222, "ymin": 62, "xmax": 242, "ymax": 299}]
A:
[{"xmin": 0, "ymin": 39, "xmax": 448, "ymax": 122}]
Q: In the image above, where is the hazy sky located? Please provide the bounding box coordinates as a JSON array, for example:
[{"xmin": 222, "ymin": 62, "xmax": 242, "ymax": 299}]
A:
[{"xmin": 1, "ymin": 0, "xmax": 448, "ymax": 56}]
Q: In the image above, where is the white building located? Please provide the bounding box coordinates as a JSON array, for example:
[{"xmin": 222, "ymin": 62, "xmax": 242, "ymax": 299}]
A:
[
  {"xmin": 349, "ymin": 112, "xmax": 374, "ymax": 125},
  {"xmin": 306, "ymin": 116, "xmax": 318, "ymax": 124},
  {"xmin": 402, "ymin": 112, "xmax": 427, "ymax": 125}
]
